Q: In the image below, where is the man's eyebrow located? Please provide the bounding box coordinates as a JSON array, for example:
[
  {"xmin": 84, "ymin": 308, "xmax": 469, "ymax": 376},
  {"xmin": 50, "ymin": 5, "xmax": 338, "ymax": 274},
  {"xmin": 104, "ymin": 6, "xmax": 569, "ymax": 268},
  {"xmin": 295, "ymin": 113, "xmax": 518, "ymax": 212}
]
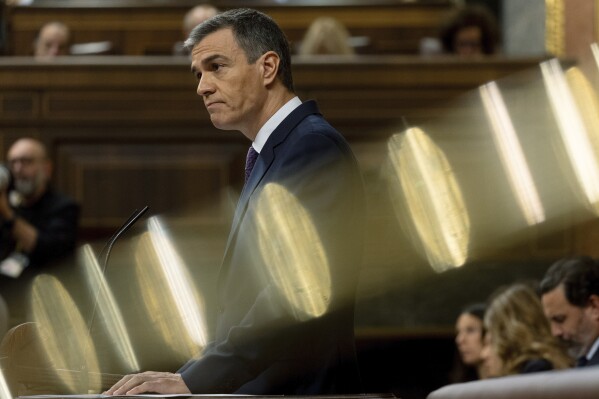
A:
[
  {"xmin": 202, "ymin": 54, "xmax": 226, "ymax": 65},
  {"xmin": 191, "ymin": 54, "xmax": 227, "ymax": 75}
]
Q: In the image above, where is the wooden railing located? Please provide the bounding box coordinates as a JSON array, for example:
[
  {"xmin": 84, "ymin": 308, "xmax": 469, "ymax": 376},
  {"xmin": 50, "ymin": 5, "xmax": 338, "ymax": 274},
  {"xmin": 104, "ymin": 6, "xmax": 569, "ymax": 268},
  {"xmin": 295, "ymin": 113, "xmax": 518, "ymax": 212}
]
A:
[
  {"xmin": 0, "ymin": 55, "xmax": 546, "ymax": 233},
  {"xmin": 5, "ymin": 0, "xmax": 455, "ymax": 55},
  {"xmin": 1, "ymin": 54, "xmax": 596, "ymax": 399}
]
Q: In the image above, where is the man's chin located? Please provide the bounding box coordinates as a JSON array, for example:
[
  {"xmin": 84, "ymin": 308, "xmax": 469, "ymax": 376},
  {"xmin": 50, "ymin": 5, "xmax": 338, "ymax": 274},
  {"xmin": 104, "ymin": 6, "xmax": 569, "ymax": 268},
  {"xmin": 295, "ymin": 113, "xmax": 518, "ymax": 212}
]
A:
[
  {"xmin": 566, "ymin": 342, "xmax": 584, "ymax": 358},
  {"xmin": 14, "ymin": 184, "xmax": 36, "ymax": 198},
  {"xmin": 209, "ymin": 116, "xmax": 238, "ymax": 131}
]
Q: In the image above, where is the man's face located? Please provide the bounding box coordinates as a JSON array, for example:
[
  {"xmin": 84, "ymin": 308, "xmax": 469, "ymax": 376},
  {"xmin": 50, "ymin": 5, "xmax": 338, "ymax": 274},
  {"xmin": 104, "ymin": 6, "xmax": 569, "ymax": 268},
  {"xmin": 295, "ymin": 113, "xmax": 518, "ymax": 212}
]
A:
[
  {"xmin": 35, "ymin": 24, "xmax": 70, "ymax": 58},
  {"xmin": 190, "ymin": 28, "xmax": 268, "ymax": 138},
  {"xmin": 454, "ymin": 26, "xmax": 483, "ymax": 56},
  {"xmin": 7, "ymin": 140, "xmax": 50, "ymax": 199},
  {"xmin": 542, "ymin": 284, "xmax": 599, "ymax": 357}
]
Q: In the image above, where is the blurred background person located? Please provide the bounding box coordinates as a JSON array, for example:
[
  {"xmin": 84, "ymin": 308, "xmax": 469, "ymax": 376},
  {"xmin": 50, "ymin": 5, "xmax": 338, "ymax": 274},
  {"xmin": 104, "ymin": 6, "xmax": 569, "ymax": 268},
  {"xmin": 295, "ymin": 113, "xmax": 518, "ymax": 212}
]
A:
[
  {"xmin": 0, "ymin": 138, "xmax": 79, "ymax": 326},
  {"xmin": 482, "ymin": 283, "xmax": 572, "ymax": 377},
  {"xmin": 33, "ymin": 21, "xmax": 71, "ymax": 58},
  {"xmin": 540, "ymin": 256, "xmax": 599, "ymax": 367},
  {"xmin": 173, "ymin": 3, "xmax": 219, "ymax": 55},
  {"xmin": 439, "ymin": 4, "xmax": 499, "ymax": 56},
  {"xmin": 297, "ymin": 16, "xmax": 355, "ymax": 56},
  {"xmin": 451, "ymin": 303, "xmax": 488, "ymax": 382}
]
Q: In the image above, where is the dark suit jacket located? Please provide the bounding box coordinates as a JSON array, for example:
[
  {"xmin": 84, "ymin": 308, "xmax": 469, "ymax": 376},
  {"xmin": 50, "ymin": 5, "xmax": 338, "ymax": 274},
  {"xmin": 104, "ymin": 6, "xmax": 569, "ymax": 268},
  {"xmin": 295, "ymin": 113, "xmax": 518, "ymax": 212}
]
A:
[
  {"xmin": 0, "ymin": 187, "xmax": 79, "ymax": 320},
  {"xmin": 179, "ymin": 100, "xmax": 365, "ymax": 394},
  {"xmin": 584, "ymin": 347, "xmax": 599, "ymax": 367},
  {"xmin": 0, "ymin": 187, "xmax": 79, "ymax": 266},
  {"xmin": 520, "ymin": 358, "xmax": 553, "ymax": 374}
]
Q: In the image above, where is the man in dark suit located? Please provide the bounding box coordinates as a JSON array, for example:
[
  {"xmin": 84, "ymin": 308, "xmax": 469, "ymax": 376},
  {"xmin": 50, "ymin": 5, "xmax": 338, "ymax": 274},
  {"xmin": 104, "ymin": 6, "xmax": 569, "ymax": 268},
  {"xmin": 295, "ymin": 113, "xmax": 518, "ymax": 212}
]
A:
[
  {"xmin": 540, "ymin": 256, "xmax": 599, "ymax": 367},
  {"xmin": 106, "ymin": 8, "xmax": 365, "ymax": 395},
  {"xmin": 0, "ymin": 138, "xmax": 79, "ymax": 325}
]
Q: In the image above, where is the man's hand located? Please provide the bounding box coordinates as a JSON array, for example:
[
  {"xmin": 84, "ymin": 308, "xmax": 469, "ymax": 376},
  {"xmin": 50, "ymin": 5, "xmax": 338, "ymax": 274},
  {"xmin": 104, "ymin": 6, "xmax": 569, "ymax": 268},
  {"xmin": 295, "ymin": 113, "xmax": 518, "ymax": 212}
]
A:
[{"xmin": 104, "ymin": 371, "xmax": 191, "ymax": 395}]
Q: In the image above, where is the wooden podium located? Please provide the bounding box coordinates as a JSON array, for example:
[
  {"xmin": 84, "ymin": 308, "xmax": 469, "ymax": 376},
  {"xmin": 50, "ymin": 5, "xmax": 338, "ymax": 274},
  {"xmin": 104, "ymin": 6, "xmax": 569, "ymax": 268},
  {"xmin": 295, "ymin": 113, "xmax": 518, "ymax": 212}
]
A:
[{"xmin": 2, "ymin": 323, "xmax": 398, "ymax": 398}]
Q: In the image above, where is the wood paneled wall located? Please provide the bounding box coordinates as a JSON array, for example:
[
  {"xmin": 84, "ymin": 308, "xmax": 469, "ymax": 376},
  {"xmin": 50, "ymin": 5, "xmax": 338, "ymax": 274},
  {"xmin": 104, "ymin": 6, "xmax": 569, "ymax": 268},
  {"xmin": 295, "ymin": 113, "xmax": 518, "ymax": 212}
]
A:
[
  {"xmin": 5, "ymin": 0, "xmax": 455, "ymax": 55},
  {"xmin": 2, "ymin": 55, "xmax": 596, "ymax": 396},
  {"xmin": 0, "ymin": 55, "xmax": 545, "ymax": 236}
]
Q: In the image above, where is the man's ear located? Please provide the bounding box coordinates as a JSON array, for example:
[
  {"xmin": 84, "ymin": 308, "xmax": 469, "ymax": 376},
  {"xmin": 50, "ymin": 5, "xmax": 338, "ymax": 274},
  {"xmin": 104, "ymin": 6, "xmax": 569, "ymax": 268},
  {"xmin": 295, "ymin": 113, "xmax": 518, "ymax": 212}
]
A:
[
  {"xmin": 588, "ymin": 294, "xmax": 599, "ymax": 321},
  {"xmin": 43, "ymin": 160, "xmax": 53, "ymax": 180},
  {"xmin": 261, "ymin": 51, "xmax": 280, "ymax": 86}
]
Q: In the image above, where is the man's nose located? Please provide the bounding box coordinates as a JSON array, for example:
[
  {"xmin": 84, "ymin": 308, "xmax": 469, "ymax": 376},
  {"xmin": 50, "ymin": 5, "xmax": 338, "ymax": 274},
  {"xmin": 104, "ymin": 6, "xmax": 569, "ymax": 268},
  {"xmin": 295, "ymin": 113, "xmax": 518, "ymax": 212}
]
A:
[
  {"xmin": 197, "ymin": 75, "xmax": 213, "ymax": 97},
  {"xmin": 11, "ymin": 163, "xmax": 22, "ymax": 175},
  {"xmin": 551, "ymin": 324, "xmax": 563, "ymax": 337},
  {"xmin": 47, "ymin": 44, "xmax": 61, "ymax": 56}
]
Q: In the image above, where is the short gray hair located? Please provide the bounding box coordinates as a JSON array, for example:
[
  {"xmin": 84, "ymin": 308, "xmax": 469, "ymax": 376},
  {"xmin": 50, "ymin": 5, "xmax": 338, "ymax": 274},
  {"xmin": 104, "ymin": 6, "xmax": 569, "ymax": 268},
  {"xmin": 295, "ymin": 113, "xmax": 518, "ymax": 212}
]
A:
[{"xmin": 184, "ymin": 8, "xmax": 294, "ymax": 92}]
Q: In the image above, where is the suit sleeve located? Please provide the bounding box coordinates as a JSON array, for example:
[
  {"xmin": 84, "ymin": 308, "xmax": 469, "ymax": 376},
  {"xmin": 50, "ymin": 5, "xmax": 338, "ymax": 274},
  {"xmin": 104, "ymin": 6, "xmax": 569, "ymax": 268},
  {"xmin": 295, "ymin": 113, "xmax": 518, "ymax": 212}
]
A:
[
  {"xmin": 29, "ymin": 198, "xmax": 80, "ymax": 266},
  {"xmin": 180, "ymin": 129, "xmax": 365, "ymax": 393}
]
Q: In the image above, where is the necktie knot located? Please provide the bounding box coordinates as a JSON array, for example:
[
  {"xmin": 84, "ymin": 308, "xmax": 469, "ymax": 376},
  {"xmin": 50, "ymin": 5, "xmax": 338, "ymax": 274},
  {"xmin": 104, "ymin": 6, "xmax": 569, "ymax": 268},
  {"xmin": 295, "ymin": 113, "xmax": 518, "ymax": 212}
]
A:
[{"xmin": 245, "ymin": 146, "xmax": 259, "ymax": 182}]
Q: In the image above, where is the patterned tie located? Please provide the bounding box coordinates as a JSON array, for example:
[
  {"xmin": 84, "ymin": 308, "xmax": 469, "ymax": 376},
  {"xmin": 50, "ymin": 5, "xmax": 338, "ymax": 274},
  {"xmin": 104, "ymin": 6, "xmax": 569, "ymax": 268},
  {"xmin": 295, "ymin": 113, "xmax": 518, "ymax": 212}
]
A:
[{"xmin": 245, "ymin": 146, "xmax": 259, "ymax": 182}]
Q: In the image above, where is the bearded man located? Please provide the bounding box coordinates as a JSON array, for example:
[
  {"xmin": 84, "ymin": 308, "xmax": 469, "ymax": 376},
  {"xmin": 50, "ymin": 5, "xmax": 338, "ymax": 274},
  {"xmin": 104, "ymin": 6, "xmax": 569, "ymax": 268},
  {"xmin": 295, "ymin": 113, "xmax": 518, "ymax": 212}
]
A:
[{"xmin": 0, "ymin": 137, "xmax": 79, "ymax": 324}]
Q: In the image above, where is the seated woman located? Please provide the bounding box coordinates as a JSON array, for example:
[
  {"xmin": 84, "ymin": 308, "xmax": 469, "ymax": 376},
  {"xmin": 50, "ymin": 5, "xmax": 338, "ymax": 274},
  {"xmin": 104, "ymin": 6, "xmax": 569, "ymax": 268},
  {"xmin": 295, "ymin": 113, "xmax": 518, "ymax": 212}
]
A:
[
  {"xmin": 451, "ymin": 303, "xmax": 488, "ymax": 382},
  {"xmin": 439, "ymin": 5, "xmax": 499, "ymax": 56},
  {"xmin": 482, "ymin": 283, "xmax": 572, "ymax": 376},
  {"xmin": 297, "ymin": 16, "xmax": 355, "ymax": 56}
]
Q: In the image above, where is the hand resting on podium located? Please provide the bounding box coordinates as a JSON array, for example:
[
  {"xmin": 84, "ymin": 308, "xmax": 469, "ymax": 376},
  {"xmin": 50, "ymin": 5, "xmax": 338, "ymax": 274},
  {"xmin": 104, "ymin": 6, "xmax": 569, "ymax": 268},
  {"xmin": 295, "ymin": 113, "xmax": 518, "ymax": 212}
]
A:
[{"xmin": 104, "ymin": 371, "xmax": 191, "ymax": 395}]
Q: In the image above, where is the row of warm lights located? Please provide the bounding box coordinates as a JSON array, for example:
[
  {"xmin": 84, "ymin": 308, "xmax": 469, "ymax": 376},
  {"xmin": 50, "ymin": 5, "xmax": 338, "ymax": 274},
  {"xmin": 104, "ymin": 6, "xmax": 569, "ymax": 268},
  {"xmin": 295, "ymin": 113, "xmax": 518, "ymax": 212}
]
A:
[
  {"xmin": 386, "ymin": 47, "xmax": 599, "ymax": 273},
  {"xmin": 1, "ymin": 183, "xmax": 333, "ymax": 396},
  {"xmin": 4, "ymin": 47, "xmax": 599, "ymax": 399}
]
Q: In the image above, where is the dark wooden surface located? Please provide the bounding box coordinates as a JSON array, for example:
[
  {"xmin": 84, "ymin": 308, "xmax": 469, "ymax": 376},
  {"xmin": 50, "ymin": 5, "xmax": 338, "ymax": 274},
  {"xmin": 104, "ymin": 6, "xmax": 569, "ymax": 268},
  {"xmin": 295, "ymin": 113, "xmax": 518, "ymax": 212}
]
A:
[
  {"xmin": 0, "ymin": 55, "xmax": 545, "ymax": 232},
  {"xmin": 5, "ymin": 0, "xmax": 455, "ymax": 55},
  {"xmin": 0, "ymin": 54, "xmax": 589, "ymax": 328},
  {"xmin": 0, "ymin": 54, "xmax": 595, "ymax": 399}
]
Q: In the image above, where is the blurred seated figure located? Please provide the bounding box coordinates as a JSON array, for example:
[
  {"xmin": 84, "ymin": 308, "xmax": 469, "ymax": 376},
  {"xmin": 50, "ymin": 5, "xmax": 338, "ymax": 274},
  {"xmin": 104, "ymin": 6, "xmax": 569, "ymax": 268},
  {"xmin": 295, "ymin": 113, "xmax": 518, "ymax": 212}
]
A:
[
  {"xmin": 481, "ymin": 283, "xmax": 572, "ymax": 377},
  {"xmin": 173, "ymin": 3, "xmax": 219, "ymax": 55},
  {"xmin": 297, "ymin": 17, "xmax": 355, "ymax": 56},
  {"xmin": 0, "ymin": 138, "xmax": 79, "ymax": 326},
  {"xmin": 540, "ymin": 256, "xmax": 599, "ymax": 367},
  {"xmin": 33, "ymin": 21, "xmax": 71, "ymax": 58},
  {"xmin": 439, "ymin": 5, "xmax": 499, "ymax": 56},
  {"xmin": 451, "ymin": 303, "xmax": 488, "ymax": 382}
]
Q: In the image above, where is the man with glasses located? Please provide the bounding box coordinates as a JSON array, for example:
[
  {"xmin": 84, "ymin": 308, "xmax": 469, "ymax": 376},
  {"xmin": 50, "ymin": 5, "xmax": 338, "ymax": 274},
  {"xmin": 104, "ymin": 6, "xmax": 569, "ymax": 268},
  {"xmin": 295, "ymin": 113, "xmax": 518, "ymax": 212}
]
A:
[{"xmin": 0, "ymin": 137, "xmax": 79, "ymax": 324}]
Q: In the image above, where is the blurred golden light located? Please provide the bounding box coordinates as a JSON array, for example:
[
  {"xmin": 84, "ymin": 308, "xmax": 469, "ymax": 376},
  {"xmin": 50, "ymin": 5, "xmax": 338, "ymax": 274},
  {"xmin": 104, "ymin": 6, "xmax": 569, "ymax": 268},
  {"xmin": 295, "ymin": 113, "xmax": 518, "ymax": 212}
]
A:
[
  {"xmin": 564, "ymin": 66, "xmax": 599, "ymax": 216},
  {"xmin": 251, "ymin": 182, "xmax": 331, "ymax": 321},
  {"xmin": 79, "ymin": 244, "xmax": 139, "ymax": 372},
  {"xmin": 591, "ymin": 42, "xmax": 599, "ymax": 70},
  {"xmin": 0, "ymin": 371, "xmax": 12, "ymax": 399},
  {"xmin": 541, "ymin": 59, "xmax": 599, "ymax": 213},
  {"xmin": 30, "ymin": 274, "xmax": 101, "ymax": 393},
  {"xmin": 480, "ymin": 81, "xmax": 546, "ymax": 225},
  {"xmin": 387, "ymin": 127, "xmax": 470, "ymax": 272},
  {"xmin": 134, "ymin": 216, "xmax": 207, "ymax": 361}
]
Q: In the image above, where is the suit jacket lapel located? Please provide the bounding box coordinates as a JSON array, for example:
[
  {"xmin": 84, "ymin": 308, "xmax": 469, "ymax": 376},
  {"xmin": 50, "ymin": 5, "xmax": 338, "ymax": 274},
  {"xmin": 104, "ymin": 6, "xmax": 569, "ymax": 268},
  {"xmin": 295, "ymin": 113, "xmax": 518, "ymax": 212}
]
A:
[{"xmin": 220, "ymin": 100, "xmax": 321, "ymax": 265}]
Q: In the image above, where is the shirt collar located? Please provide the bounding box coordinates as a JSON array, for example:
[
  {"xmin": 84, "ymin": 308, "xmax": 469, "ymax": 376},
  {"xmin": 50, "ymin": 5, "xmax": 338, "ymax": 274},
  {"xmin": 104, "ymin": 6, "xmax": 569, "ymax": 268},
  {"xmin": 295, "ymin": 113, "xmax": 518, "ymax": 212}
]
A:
[
  {"xmin": 252, "ymin": 96, "xmax": 302, "ymax": 153},
  {"xmin": 586, "ymin": 336, "xmax": 599, "ymax": 360}
]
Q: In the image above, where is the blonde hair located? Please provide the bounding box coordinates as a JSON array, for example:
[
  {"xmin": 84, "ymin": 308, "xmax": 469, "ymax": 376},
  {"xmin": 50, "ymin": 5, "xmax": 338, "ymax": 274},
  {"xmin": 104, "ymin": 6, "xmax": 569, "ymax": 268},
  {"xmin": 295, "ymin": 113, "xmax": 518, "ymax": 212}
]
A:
[
  {"xmin": 485, "ymin": 283, "xmax": 572, "ymax": 375},
  {"xmin": 298, "ymin": 17, "xmax": 355, "ymax": 56}
]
